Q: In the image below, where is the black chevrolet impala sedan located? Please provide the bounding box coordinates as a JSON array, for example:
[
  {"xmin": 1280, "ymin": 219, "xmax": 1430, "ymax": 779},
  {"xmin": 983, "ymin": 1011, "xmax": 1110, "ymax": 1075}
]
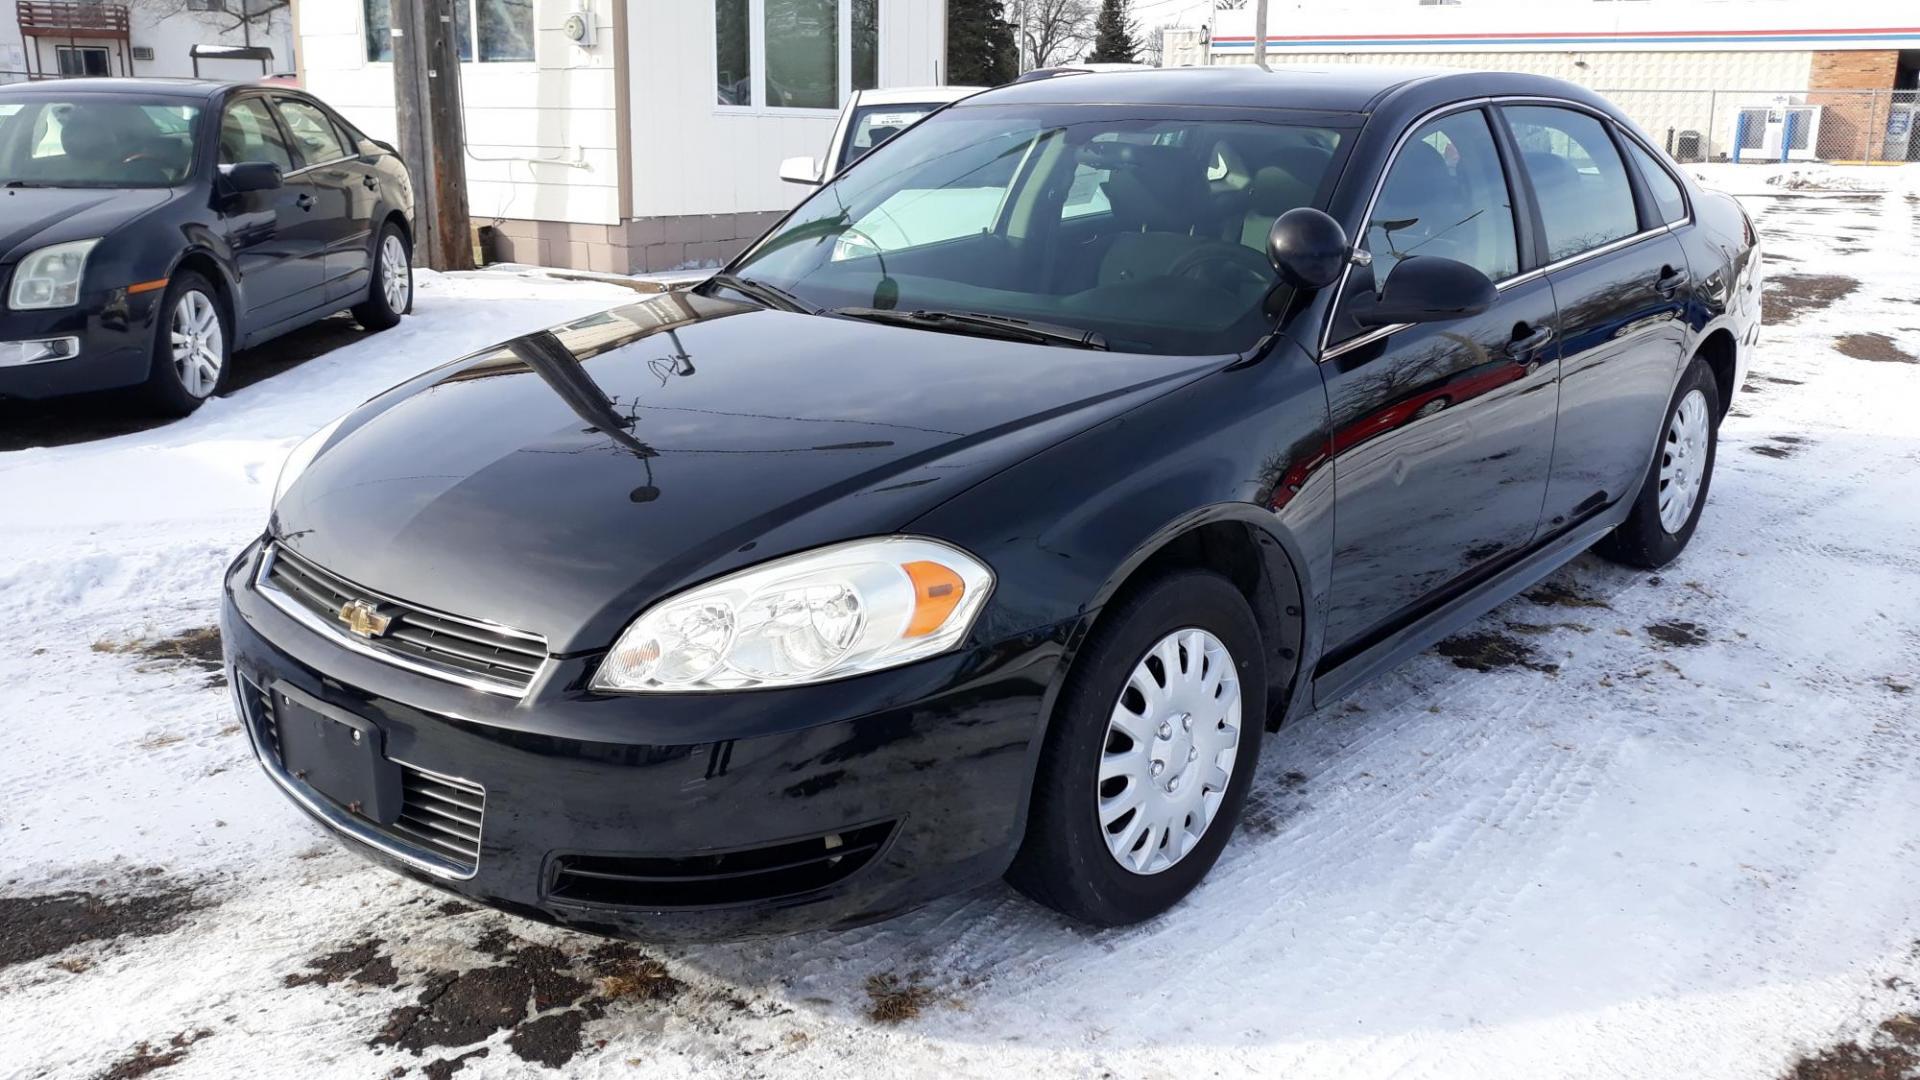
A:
[
  {"xmin": 0, "ymin": 79, "xmax": 413, "ymax": 415},
  {"xmin": 222, "ymin": 67, "xmax": 1760, "ymax": 938}
]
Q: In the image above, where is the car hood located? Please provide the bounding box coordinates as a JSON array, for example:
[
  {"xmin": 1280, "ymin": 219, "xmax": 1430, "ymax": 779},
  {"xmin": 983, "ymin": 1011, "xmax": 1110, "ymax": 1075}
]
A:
[
  {"xmin": 274, "ymin": 291, "xmax": 1223, "ymax": 653},
  {"xmin": 0, "ymin": 186, "xmax": 173, "ymax": 261}
]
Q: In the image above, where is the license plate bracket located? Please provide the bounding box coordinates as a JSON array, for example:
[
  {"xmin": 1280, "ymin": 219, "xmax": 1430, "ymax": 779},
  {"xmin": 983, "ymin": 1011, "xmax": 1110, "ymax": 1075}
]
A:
[{"xmin": 273, "ymin": 685, "xmax": 402, "ymax": 825}]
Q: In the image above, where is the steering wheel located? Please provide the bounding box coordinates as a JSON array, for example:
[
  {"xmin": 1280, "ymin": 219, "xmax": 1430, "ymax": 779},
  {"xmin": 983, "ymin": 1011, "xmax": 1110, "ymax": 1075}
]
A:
[{"xmin": 1166, "ymin": 242, "xmax": 1276, "ymax": 293}]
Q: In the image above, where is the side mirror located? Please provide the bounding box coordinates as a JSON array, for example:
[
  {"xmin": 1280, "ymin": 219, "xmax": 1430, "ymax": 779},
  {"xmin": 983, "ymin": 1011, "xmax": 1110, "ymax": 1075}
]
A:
[
  {"xmin": 221, "ymin": 161, "xmax": 284, "ymax": 193},
  {"xmin": 1266, "ymin": 207, "xmax": 1351, "ymax": 289},
  {"xmin": 1353, "ymin": 255, "xmax": 1498, "ymax": 326},
  {"xmin": 778, "ymin": 155, "xmax": 823, "ymax": 186}
]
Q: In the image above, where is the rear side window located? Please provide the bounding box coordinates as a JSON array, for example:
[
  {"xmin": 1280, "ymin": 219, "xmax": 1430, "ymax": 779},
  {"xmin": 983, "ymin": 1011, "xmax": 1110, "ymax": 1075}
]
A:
[
  {"xmin": 1625, "ymin": 138, "xmax": 1687, "ymax": 225},
  {"xmin": 1364, "ymin": 108, "xmax": 1519, "ymax": 289},
  {"xmin": 274, "ymin": 98, "xmax": 346, "ymax": 165},
  {"xmin": 219, "ymin": 98, "xmax": 295, "ymax": 171},
  {"xmin": 1503, "ymin": 106, "xmax": 1639, "ymax": 262}
]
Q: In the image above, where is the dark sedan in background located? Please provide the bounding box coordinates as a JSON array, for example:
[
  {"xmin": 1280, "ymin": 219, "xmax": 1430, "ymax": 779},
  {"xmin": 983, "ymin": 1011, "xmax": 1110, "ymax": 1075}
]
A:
[
  {"xmin": 224, "ymin": 66, "xmax": 1760, "ymax": 939},
  {"xmin": 0, "ymin": 78, "xmax": 414, "ymax": 415}
]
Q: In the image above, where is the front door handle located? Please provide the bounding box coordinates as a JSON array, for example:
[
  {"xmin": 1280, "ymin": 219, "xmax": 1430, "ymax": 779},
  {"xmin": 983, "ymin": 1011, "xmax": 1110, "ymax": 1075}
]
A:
[
  {"xmin": 295, "ymin": 192, "xmax": 315, "ymax": 211},
  {"xmin": 1654, "ymin": 265, "xmax": 1687, "ymax": 297},
  {"xmin": 1503, "ymin": 325, "xmax": 1554, "ymax": 359}
]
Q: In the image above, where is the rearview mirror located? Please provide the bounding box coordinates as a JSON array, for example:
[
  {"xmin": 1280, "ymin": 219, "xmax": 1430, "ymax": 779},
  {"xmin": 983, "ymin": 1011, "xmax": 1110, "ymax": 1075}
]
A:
[
  {"xmin": 221, "ymin": 161, "xmax": 283, "ymax": 193},
  {"xmin": 1266, "ymin": 207, "xmax": 1351, "ymax": 290},
  {"xmin": 1353, "ymin": 256, "xmax": 1497, "ymax": 326},
  {"xmin": 778, "ymin": 155, "xmax": 823, "ymax": 186}
]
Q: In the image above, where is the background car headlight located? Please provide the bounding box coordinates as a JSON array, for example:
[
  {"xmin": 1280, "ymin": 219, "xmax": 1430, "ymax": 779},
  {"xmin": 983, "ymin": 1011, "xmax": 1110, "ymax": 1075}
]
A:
[
  {"xmin": 8, "ymin": 239, "xmax": 101, "ymax": 310},
  {"xmin": 592, "ymin": 537, "xmax": 994, "ymax": 693},
  {"xmin": 271, "ymin": 415, "xmax": 347, "ymax": 509}
]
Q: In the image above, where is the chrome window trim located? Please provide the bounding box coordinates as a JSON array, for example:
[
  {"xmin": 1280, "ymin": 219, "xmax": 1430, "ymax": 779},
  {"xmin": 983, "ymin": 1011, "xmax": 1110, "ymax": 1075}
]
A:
[
  {"xmin": 1317, "ymin": 94, "xmax": 1691, "ymax": 364},
  {"xmin": 253, "ymin": 544, "xmax": 549, "ymax": 699},
  {"xmin": 234, "ymin": 679, "xmax": 485, "ymax": 881}
]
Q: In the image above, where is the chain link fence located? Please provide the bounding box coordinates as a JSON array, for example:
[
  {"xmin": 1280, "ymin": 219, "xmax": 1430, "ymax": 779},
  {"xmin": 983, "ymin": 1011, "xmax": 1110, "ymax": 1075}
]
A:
[{"xmin": 1595, "ymin": 88, "xmax": 1920, "ymax": 165}]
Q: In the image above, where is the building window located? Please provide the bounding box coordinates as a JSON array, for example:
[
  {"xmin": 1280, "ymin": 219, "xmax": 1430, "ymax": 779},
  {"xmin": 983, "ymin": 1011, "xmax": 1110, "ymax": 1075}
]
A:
[
  {"xmin": 365, "ymin": 0, "xmax": 523, "ymax": 63},
  {"xmin": 56, "ymin": 45, "xmax": 111, "ymax": 77},
  {"xmin": 717, "ymin": 0, "xmax": 878, "ymax": 110}
]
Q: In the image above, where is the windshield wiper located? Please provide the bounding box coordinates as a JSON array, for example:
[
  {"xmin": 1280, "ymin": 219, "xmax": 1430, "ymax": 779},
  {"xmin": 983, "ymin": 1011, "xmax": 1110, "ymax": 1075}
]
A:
[
  {"xmin": 831, "ymin": 307, "xmax": 1109, "ymax": 350},
  {"xmin": 4, "ymin": 180, "xmax": 49, "ymax": 188},
  {"xmin": 706, "ymin": 272, "xmax": 819, "ymax": 314}
]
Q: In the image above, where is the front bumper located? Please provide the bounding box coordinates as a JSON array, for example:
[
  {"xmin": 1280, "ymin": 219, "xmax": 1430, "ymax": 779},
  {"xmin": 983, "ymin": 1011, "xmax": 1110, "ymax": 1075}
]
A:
[
  {"xmin": 221, "ymin": 539, "xmax": 1074, "ymax": 940},
  {"xmin": 0, "ymin": 287, "xmax": 162, "ymax": 399}
]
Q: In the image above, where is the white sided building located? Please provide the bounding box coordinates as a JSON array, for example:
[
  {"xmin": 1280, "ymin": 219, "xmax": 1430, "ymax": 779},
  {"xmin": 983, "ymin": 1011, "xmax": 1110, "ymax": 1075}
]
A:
[
  {"xmin": 1168, "ymin": 0, "xmax": 1920, "ymax": 163},
  {"xmin": 2, "ymin": 1, "xmax": 294, "ymax": 82},
  {"xmin": 293, "ymin": 0, "xmax": 948, "ymax": 272}
]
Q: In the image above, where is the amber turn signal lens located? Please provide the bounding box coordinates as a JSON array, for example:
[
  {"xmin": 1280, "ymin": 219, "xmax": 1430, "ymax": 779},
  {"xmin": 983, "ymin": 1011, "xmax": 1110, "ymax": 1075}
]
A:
[{"xmin": 902, "ymin": 561, "xmax": 966, "ymax": 638}]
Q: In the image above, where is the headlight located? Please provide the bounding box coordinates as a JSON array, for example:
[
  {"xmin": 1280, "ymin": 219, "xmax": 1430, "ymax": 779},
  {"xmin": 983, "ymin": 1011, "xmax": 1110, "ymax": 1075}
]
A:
[
  {"xmin": 592, "ymin": 537, "xmax": 994, "ymax": 693},
  {"xmin": 8, "ymin": 238, "xmax": 101, "ymax": 310},
  {"xmin": 272, "ymin": 415, "xmax": 347, "ymax": 509}
]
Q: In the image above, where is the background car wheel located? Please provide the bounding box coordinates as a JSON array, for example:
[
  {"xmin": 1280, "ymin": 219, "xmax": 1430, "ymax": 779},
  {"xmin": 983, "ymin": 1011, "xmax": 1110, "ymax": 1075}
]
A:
[
  {"xmin": 1007, "ymin": 570, "xmax": 1266, "ymax": 926},
  {"xmin": 137, "ymin": 271, "xmax": 229, "ymax": 417},
  {"xmin": 352, "ymin": 222, "xmax": 412, "ymax": 331},
  {"xmin": 1596, "ymin": 355, "xmax": 1721, "ymax": 569}
]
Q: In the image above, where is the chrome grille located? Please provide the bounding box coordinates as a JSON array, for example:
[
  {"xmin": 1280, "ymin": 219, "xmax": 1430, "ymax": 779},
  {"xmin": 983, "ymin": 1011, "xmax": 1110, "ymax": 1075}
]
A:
[
  {"xmin": 257, "ymin": 544, "xmax": 547, "ymax": 696},
  {"xmin": 241, "ymin": 676, "xmax": 486, "ymax": 876}
]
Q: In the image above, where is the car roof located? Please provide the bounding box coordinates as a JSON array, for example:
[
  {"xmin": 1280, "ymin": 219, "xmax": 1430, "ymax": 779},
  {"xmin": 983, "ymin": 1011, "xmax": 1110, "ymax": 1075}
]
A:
[
  {"xmin": 0, "ymin": 77, "xmax": 253, "ymax": 102},
  {"xmin": 967, "ymin": 64, "xmax": 1608, "ymax": 116},
  {"xmin": 857, "ymin": 86, "xmax": 985, "ymax": 106}
]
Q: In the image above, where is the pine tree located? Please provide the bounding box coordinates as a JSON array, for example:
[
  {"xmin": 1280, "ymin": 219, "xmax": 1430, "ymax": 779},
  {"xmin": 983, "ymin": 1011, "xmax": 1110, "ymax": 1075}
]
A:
[
  {"xmin": 1085, "ymin": 0, "xmax": 1137, "ymax": 64},
  {"xmin": 947, "ymin": 0, "xmax": 1017, "ymax": 86}
]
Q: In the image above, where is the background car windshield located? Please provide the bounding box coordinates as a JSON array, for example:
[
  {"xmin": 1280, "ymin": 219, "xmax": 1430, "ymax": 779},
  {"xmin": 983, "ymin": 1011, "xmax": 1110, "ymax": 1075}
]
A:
[
  {"xmin": 0, "ymin": 99, "xmax": 201, "ymax": 187},
  {"xmin": 838, "ymin": 102, "xmax": 943, "ymax": 169},
  {"xmin": 733, "ymin": 105, "xmax": 1346, "ymax": 356}
]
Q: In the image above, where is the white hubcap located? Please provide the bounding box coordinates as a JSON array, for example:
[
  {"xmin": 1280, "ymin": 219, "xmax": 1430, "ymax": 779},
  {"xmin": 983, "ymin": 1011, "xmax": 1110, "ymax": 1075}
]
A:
[
  {"xmin": 1098, "ymin": 628, "xmax": 1242, "ymax": 875},
  {"xmin": 381, "ymin": 234, "xmax": 410, "ymax": 313},
  {"xmin": 1658, "ymin": 388, "xmax": 1712, "ymax": 533},
  {"xmin": 169, "ymin": 290, "xmax": 223, "ymax": 399}
]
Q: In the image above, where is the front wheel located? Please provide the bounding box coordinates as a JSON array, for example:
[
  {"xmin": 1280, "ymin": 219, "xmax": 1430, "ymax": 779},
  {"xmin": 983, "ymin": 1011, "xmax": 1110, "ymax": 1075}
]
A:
[
  {"xmin": 137, "ymin": 271, "xmax": 229, "ymax": 417},
  {"xmin": 1006, "ymin": 571, "xmax": 1266, "ymax": 926},
  {"xmin": 352, "ymin": 221, "xmax": 412, "ymax": 331},
  {"xmin": 1596, "ymin": 355, "xmax": 1721, "ymax": 569}
]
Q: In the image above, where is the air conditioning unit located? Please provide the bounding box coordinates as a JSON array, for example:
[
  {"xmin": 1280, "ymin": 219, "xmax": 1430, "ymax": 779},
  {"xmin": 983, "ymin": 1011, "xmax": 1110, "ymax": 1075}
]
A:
[{"xmin": 1730, "ymin": 104, "xmax": 1822, "ymax": 162}]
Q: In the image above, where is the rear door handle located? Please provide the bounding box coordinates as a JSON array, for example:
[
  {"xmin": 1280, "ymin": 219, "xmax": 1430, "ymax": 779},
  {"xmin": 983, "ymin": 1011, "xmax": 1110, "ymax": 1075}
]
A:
[
  {"xmin": 296, "ymin": 193, "xmax": 315, "ymax": 211},
  {"xmin": 362, "ymin": 175, "xmax": 378, "ymax": 191},
  {"xmin": 1654, "ymin": 265, "xmax": 1687, "ymax": 297},
  {"xmin": 1503, "ymin": 325, "xmax": 1554, "ymax": 359}
]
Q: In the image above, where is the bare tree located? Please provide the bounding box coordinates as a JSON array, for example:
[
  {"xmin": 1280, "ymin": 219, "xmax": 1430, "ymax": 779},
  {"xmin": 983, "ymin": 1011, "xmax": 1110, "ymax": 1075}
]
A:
[
  {"xmin": 1141, "ymin": 21, "xmax": 1169, "ymax": 66},
  {"xmin": 129, "ymin": 0, "xmax": 291, "ymax": 44},
  {"xmin": 1021, "ymin": 0, "xmax": 1096, "ymax": 69}
]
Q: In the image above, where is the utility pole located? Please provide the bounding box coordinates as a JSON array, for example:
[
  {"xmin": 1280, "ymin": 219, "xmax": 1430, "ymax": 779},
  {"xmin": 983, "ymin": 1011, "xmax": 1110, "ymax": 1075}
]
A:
[
  {"xmin": 1252, "ymin": 0, "xmax": 1267, "ymax": 69},
  {"xmin": 389, "ymin": 0, "xmax": 473, "ymax": 270}
]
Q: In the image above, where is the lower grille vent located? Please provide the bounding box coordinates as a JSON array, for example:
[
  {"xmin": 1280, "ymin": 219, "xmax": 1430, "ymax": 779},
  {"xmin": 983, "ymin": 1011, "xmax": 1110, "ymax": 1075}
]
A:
[{"xmin": 549, "ymin": 822, "xmax": 896, "ymax": 909}]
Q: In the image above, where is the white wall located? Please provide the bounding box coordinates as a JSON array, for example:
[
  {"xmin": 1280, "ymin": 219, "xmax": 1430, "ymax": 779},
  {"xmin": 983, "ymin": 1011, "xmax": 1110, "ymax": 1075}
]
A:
[
  {"xmin": 298, "ymin": 0, "xmax": 625, "ymax": 225},
  {"xmin": 3, "ymin": 6, "xmax": 293, "ymax": 80},
  {"xmin": 624, "ymin": 0, "xmax": 947, "ymax": 220}
]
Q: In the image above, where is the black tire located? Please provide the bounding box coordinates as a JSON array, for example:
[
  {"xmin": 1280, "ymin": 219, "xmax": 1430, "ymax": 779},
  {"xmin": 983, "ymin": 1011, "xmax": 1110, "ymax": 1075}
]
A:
[
  {"xmin": 351, "ymin": 220, "xmax": 411, "ymax": 331},
  {"xmin": 1007, "ymin": 570, "xmax": 1267, "ymax": 926},
  {"xmin": 137, "ymin": 270, "xmax": 229, "ymax": 417},
  {"xmin": 1595, "ymin": 355, "xmax": 1721, "ymax": 569}
]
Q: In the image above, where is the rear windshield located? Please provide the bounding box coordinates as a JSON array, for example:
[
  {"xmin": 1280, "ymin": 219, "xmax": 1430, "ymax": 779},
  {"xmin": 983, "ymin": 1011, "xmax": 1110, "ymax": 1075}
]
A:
[
  {"xmin": 838, "ymin": 102, "xmax": 947, "ymax": 169},
  {"xmin": 731, "ymin": 103, "xmax": 1350, "ymax": 356},
  {"xmin": 0, "ymin": 98, "xmax": 201, "ymax": 187}
]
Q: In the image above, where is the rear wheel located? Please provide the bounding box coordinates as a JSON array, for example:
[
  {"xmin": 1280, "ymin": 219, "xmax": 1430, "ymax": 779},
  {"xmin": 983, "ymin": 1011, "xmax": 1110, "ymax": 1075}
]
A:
[
  {"xmin": 137, "ymin": 271, "xmax": 228, "ymax": 417},
  {"xmin": 1596, "ymin": 355, "xmax": 1720, "ymax": 569},
  {"xmin": 1007, "ymin": 571, "xmax": 1266, "ymax": 926},
  {"xmin": 352, "ymin": 221, "xmax": 411, "ymax": 331}
]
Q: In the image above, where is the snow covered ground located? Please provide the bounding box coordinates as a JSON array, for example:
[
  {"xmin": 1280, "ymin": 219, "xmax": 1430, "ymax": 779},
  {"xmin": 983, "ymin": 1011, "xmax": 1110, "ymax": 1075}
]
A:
[{"xmin": 2, "ymin": 170, "xmax": 1918, "ymax": 1080}]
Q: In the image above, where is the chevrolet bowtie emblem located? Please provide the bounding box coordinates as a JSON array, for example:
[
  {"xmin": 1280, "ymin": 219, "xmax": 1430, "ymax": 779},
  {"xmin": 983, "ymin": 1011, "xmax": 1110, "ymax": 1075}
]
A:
[{"xmin": 338, "ymin": 599, "xmax": 393, "ymax": 638}]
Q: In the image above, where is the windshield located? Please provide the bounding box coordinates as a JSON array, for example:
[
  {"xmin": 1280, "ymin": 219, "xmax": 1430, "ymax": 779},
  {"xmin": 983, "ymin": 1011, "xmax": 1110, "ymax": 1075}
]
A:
[
  {"xmin": 0, "ymin": 98, "xmax": 201, "ymax": 188},
  {"xmin": 730, "ymin": 104, "xmax": 1348, "ymax": 356},
  {"xmin": 838, "ymin": 102, "xmax": 947, "ymax": 169}
]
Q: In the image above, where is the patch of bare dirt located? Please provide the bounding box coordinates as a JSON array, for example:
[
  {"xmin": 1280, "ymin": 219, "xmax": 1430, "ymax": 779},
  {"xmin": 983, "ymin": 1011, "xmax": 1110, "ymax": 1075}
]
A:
[
  {"xmin": 1784, "ymin": 1014, "xmax": 1920, "ymax": 1080},
  {"xmin": 285, "ymin": 938, "xmax": 399, "ymax": 989},
  {"xmin": 1763, "ymin": 274, "xmax": 1860, "ymax": 324},
  {"xmin": 1835, "ymin": 333, "xmax": 1918, "ymax": 364},
  {"xmin": 0, "ymin": 880, "xmax": 201, "ymax": 969},
  {"xmin": 865, "ymin": 973, "xmax": 935, "ymax": 1024},
  {"xmin": 95, "ymin": 1029, "xmax": 211, "ymax": 1080},
  {"xmin": 1434, "ymin": 631, "xmax": 1560, "ymax": 674},
  {"xmin": 92, "ymin": 626, "xmax": 225, "ymax": 687},
  {"xmin": 1646, "ymin": 621, "xmax": 1710, "ymax": 648},
  {"xmin": 1752, "ymin": 435, "xmax": 1811, "ymax": 459},
  {"xmin": 1525, "ymin": 581, "xmax": 1612, "ymax": 610}
]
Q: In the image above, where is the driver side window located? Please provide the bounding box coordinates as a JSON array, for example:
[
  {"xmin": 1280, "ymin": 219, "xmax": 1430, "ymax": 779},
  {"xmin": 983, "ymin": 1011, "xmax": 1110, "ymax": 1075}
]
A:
[{"xmin": 220, "ymin": 98, "xmax": 295, "ymax": 172}]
